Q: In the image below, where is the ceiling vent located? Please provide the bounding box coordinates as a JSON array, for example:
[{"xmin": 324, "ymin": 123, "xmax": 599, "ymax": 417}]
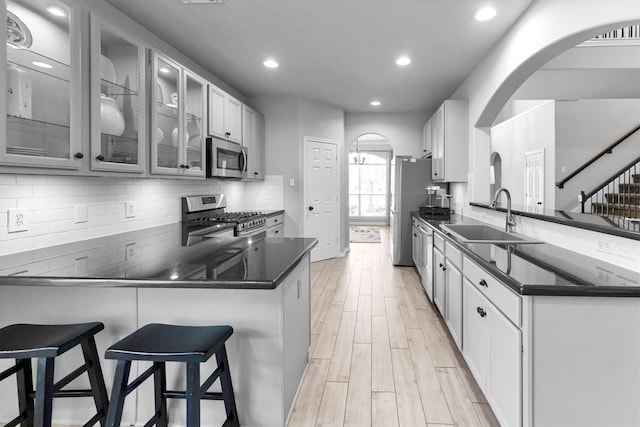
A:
[{"xmin": 182, "ymin": 0, "xmax": 224, "ymax": 4}]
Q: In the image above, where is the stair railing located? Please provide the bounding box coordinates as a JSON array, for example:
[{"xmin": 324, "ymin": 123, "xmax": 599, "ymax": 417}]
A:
[
  {"xmin": 557, "ymin": 123, "xmax": 640, "ymax": 189},
  {"xmin": 580, "ymin": 157, "xmax": 640, "ymax": 231}
]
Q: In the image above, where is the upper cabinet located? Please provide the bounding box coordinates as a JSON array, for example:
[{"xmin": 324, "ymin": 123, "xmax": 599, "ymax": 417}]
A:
[
  {"xmin": 1, "ymin": 0, "xmax": 82, "ymax": 169},
  {"xmin": 430, "ymin": 100, "xmax": 468, "ymax": 182},
  {"xmin": 242, "ymin": 104, "xmax": 264, "ymax": 180},
  {"xmin": 90, "ymin": 14, "xmax": 146, "ymax": 173},
  {"xmin": 420, "ymin": 118, "xmax": 431, "ymax": 158},
  {"xmin": 208, "ymin": 84, "xmax": 242, "ymax": 144},
  {"xmin": 151, "ymin": 51, "xmax": 206, "ymax": 177}
]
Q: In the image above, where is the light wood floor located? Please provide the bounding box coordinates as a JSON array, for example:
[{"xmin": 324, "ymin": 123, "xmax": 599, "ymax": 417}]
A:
[{"xmin": 288, "ymin": 226, "xmax": 500, "ymax": 427}]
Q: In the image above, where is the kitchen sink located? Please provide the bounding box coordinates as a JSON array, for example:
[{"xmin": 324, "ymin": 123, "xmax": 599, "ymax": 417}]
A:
[{"xmin": 440, "ymin": 224, "xmax": 544, "ymax": 244}]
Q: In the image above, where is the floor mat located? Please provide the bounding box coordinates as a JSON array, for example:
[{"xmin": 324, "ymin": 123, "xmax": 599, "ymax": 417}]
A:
[{"xmin": 349, "ymin": 226, "xmax": 381, "ymax": 243}]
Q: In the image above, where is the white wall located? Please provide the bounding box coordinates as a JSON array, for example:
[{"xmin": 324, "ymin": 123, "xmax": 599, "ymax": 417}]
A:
[
  {"xmin": 345, "ymin": 112, "xmax": 428, "ymax": 157},
  {"xmin": 249, "ymin": 95, "xmax": 346, "ymax": 248},
  {"xmin": 491, "ymin": 100, "xmax": 556, "ymax": 209},
  {"xmin": 450, "ymin": 0, "xmax": 640, "ymax": 270}
]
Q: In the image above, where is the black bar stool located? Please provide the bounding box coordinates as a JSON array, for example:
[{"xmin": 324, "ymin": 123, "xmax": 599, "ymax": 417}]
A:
[
  {"xmin": 0, "ymin": 322, "xmax": 109, "ymax": 427},
  {"xmin": 105, "ymin": 323, "xmax": 239, "ymax": 427}
]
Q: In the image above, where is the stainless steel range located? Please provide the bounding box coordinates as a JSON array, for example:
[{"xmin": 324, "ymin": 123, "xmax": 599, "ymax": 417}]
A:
[{"xmin": 181, "ymin": 194, "xmax": 267, "ymax": 242}]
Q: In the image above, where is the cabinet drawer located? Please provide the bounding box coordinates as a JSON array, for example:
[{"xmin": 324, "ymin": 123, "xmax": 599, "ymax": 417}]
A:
[
  {"xmin": 445, "ymin": 242, "xmax": 462, "ymax": 268},
  {"xmin": 434, "ymin": 232, "xmax": 445, "ymax": 252},
  {"xmin": 267, "ymin": 223, "xmax": 284, "ymax": 237},
  {"xmin": 463, "ymin": 257, "xmax": 521, "ymax": 326},
  {"xmin": 267, "ymin": 213, "xmax": 284, "ymax": 228}
]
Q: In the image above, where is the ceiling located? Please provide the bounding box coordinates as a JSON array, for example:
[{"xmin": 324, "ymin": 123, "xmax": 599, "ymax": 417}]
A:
[{"xmin": 104, "ymin": 0, "xmax": 533, "ymax": 114}]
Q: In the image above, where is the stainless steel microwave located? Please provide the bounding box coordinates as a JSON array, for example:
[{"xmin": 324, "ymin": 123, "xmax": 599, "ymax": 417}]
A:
[{"xmin": 206, "ymin": 137, "xmax": 248, "ymax": 179}]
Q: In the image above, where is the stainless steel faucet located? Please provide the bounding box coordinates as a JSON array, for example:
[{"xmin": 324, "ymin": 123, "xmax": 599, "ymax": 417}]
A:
[{"xmin": 491, "ymin": 187, "xmax": 516, "ymax": 232}]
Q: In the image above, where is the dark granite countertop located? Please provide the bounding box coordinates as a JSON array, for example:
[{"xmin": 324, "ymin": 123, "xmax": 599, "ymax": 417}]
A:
[
  {"xmin": 412, "ymin": 212, "xmax": 640, "ymax": 297},
  {"xmin": 0, "ymin": 224, "xmax": 317, "ymax": 289}
]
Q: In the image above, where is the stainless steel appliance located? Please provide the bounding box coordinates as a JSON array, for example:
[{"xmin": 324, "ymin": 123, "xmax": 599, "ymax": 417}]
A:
[
  {"xmin": 206, "ymin": 137, "xmax": 248, "ymax": 179},
  {"xmin": 390, "ymin": 156, "xmax": 436, "ymax": 265},
  {"xmin": 181, "ymin": 194, "xmax": 267, "ymax": 245}
]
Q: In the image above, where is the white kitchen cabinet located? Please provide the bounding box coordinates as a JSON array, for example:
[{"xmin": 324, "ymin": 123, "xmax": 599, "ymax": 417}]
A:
[
  {"xmin": 433, "ymin": 244, "xmax": 446, "ymax": 314},
  {"xmin": 208, "ymin": 84, "xmax": 242, "ymax": 144},
  {"xmin": 151, "ymin": 51, "xmax": 206, "ymax": 177},
  {"xmin": 462, "ymin": 260, "xmax": 522, "ymax": 427},
  {"xmin": 266, "ymin": 212, "xmax": 284, "ymax": 237},
  {"xmin": 430, "ymin": 100, "xmax": 468, "ymax": 182},
  {"xmin": 420, "ymin": 222, "xmax": 433, "ymax": 301},
  {"xmin": 420, "ymin": 117, "xmax": 432, "ymax": 158},
  {"xmin": 1, "ymin": 0, "xmax": 83, "ymax": 169},
  {"xmin": 90, "ymin": 14, "xmax": 146, "ymax": 173},
  {"xmin": 242, "ymin": 104, "xmax": 265, "ymax": 180},
  {"xmin": 444, "ymin": 242, "xmax": 463, "ymax": 348},
  {"xmin": 411, "ymin": 218, "xmax": 422, "ymax": 276}
]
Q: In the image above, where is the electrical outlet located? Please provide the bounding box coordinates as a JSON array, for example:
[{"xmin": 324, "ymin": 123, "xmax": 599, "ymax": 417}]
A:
[
  {"xmin": 7, "ymin": 209, "xmax": 29, "ymax": 233},
  {"xmin": 125, "ymin": 201, "xmax": 136, "ymax": 218},
  {"xmin": 75, "ymin": 204, "xmax": 88, "ymax": 223},
  {"xmin": 125, "ymin": 243, "xmax": 135, "ymax": 260}
]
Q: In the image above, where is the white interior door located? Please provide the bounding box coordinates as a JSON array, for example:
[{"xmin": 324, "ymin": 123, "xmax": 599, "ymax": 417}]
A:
[
  {"xmin": 304, "ymin": 137, "xmax": 340, "ymax": 262},
  {"xmin": 524, "ymin": 149, "xmax": 544, "ymax": 212}
]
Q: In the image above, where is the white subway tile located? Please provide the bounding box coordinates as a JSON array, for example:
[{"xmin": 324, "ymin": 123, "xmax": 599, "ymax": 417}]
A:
[
  {"xmin": 0, "ymin": 185, "xmax": 33, "ymax": 198},
  {"xmin": 0, "ymin": 175, "xmax": 17, "ymax": 185}
]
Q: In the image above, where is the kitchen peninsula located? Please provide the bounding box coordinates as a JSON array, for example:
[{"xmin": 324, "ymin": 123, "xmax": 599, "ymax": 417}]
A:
[{"xmin": 0, "ymin": 225, "xmax": 317, "ymax": 426}]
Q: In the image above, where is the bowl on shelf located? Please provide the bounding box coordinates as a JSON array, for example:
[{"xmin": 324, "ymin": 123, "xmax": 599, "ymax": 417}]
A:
[{"xmin": 100, "ymin": 55, "xmax": 117, "ymax": 83}]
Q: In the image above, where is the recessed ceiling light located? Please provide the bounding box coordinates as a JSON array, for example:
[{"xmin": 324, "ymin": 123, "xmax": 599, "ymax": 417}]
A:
[
  {"xmin": 370, "ymin": 101, "xmax": 381, "ymax": 107},
  {"xmin": 263, "ymin": 59, "xmax": 279, "ymax": 68},
  {"xmin": 396, "ymin": 56, "xmax": 411, "ymax": 66},
  {"xmin": 474, "ymin": 6, "xmax": 497, "ymax": 21},
  {"xmin": 46, "ymin": 5, "xmax": 66, "ymax": 17},
  {"xmin": 32, "ymin": 61, "xmax": 53, "ymax": 69}
]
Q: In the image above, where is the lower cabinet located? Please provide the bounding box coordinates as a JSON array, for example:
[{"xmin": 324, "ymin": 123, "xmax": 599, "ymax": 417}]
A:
[
  {"xmin": 444, "ymin": 260, "xmax": 462, "ymax": 348},
  {"xmin": 462, "ymin": 276, "xmax": 522, "ymax": 427},
  {"xmin": 433, "ymin": 246, "xmax": 446, "ymax": 314}
]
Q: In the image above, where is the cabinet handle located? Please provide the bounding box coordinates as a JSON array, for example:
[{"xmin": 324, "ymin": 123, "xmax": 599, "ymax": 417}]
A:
[
  {"xmin": 225, "ymin": 132, "xmax": 231, "ymax": 138},
  {"xmin": 439, "ymin": 263, "xmax": 443, "ymax": 268},
  {"xmin": 479, "ymin": 279, "xmax": 488, "ymax": 287},
  {"xmin": 74, "ymin": 152, "xmax": 84, "ymax": 159},
  {"xmin": 275, "ymin": 230, "xmax": 279, "ymax": 234},
  {"xmin": 95, "ymin": 154, "xmax": 104, "ymax": 161},
  {"xmin": 297, "ymin": 279, "xmax": 301, "ymax": 298},
  {"xmin": 254, "ymin": 171, "xmax": 259, "ymax": 175},
  {"xmin": 179, "ymin": 164, "xmax": 190, "ymax": 169},
  {"xmin": 442, "ymin": 266, "xmax": 447, "ymax": 271},
  {"xmin": 274, "ymin": 218, "xmax": 278, "ymax": 223},
  {"xmin": 477, "ymin": 307, "xmax": 487, "ymax": 317}
]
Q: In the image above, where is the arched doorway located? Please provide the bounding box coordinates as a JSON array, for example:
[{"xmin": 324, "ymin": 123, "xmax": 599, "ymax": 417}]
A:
[{"xmin": 348, "ymin": 133, "xmax": 393, "ymax": 225}]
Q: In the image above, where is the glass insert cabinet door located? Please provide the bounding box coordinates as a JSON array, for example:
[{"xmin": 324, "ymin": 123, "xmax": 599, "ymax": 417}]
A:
[
  {"xmin": 151, "ymin": 51, "xmax": 205, "ymax": 177},
  {"xmin": 1, "ymin": 0, "xmax": 82, "ymax": 169},
  {"xmin": 90, "ymin": 14, "xmax": 146, "ymax": 172}
]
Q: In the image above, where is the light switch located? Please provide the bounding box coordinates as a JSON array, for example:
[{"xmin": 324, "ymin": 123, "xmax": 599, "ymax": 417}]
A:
[
  {"xmin": 125, "ymin": 201, "xmax": 136, "ymax": 218},
  {"xmin": 289, "ymin": 178, "xmax": 295, "ymax": 187},
  {"xmin": 75, "ymin": 204, "xmax": 88, "ymax": 223}
]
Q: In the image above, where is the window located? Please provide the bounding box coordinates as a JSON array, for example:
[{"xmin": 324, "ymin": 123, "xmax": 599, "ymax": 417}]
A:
[{"xmin": 349, "ymin": 150, "xmax": 389, "ymax": 218}]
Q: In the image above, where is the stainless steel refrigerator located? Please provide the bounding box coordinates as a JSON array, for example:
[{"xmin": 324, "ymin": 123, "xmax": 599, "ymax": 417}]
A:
[{"xmin": 389, "ymin": 156, "xmax": 434, "ymax": 265}]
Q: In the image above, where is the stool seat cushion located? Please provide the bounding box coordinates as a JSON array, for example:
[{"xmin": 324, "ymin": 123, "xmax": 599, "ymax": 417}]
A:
[
  {"xmin": 105, "ymin": 323, "xmax": 233, "ymax": 363},
  {"xmin": 0, "ymin": 322, "xmax": 104, "ymax": 358}
]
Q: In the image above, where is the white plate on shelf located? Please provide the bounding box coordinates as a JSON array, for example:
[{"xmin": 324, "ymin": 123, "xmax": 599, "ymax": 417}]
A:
[{"xmin": 7, "ymin": 146, "xmax": 47, "ymax": 156}]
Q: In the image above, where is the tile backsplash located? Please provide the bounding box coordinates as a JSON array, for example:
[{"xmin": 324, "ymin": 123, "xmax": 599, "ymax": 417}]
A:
[{"xmin": 0, "ymin": 174, "xmax": 284, "ymax": 256}]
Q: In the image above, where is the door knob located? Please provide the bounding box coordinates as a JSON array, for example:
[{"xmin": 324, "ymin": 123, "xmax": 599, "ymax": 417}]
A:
[{"xmin": 308, "ymin": 206, "xmax": 314, "ymax": 211}]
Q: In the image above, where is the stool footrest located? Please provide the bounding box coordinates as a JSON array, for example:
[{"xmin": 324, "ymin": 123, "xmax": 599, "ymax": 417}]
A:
[
  {"xmin": 125, "ymin": 363, "xmax": 159, "ymax": 397},
  {"xmin": 164, "ymin": 390, "xmax": 224, "ymax": 400},
  {"xmin": 82, "ymin": 410, "xmax": 105, "ymax": 427},
  {"xmin": 142, "ymin": 412, "xmax": 162, "ymax": 427},
  {"xmin": 0, "ymin": 364, "xmax": 23, "ymax": 382},
  {"xmin": 4, "ymin": 413, "xmax": 26, "ymax": 427},
  {"xmin": 54, "ymin": 361, "xmax": 90, "ymax": 393},
  {"xmin": 201, "ymin": 364, "xmax": 223, "ymax": 394}
]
